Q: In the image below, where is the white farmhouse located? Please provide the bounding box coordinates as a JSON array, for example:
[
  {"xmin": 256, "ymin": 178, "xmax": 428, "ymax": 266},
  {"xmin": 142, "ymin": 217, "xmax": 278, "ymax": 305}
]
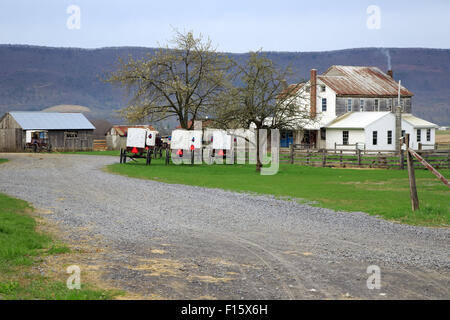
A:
[{"xmin": 280, "ymin": 66, "xmax": 438, "ymax": 151}]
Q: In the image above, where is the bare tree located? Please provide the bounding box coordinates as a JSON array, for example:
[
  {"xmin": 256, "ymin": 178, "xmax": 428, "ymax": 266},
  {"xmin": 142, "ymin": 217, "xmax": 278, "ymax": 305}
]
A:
[
  {"xmin": 105, "ymin": 31, "xmax": 233, "ymax": 129},
  {"xmin": 213, "ymin": 51, "xmax": 313, "ymax": 172}
]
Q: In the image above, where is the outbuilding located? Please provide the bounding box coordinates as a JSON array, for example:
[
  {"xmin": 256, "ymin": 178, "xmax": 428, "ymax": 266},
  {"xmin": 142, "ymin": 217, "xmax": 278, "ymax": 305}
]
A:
[
  {"xmin": 0, "ymin": 112, "xmax": 95, "ymax": 152},
  {"xmin": 325, "ymin": 112, "xmax": 438, "ymax": 151}
]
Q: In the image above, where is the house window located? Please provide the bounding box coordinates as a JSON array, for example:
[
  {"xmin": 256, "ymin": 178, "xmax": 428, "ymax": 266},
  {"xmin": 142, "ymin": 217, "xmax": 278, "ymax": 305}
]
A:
[
  {"xmin": 65, "ymin": 131, "xmax": 78, "ymax": 138},
  {"xmin": 417, "ymin": 129, "xmax": 421, "ymax": 142},
  {"xmin": 360, "ymin": 99, "xmax": 365, "ymax": 111},
  {"xmin": 401, "ymin": 130, "xmax": 405, "ymax": 138},
  {"xmin": 387, "ymin": 99, "xmax": 392, "ymax": 111},
  {"xmin": 320, "ymin": 85, "xmax": 326, "ymax": 92},
  {"xmin": 343, "ymin": 131, "xmax": 349, "ymax": 145},
  {"xmin": 347, "ymin": 99, "xmax": 352, "ymax": 112},
  {"xmin": 387, "ymin": 130, "xmax": 392, "ymax": 145},
  {"xmin": 320, "ymin": 128, "xmax": 326, "ymax": 140},
  {"xmin": 426, "ymin": 129, "xmax": 431, "ymax": 141},
  {"xmin": 322, "ymin": 98, "xmax": 327, "ymax": 112},
  {"xmin": 373, "ymin": 131, "xmax": 378, "ymax": 145},
  {"xmin": 374, "ymin": 99, "xmax": 379, "ymax": 111}
]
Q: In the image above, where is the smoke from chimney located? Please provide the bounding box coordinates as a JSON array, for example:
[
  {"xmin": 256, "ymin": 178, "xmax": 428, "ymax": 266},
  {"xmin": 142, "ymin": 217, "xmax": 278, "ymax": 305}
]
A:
[
  {"xmin": 380, "ymin": 48, "xmax": 392, "ymax": 70},
  {"xmin": 310, "ymin": 69, "xmax": 317, "ymax": 118}
]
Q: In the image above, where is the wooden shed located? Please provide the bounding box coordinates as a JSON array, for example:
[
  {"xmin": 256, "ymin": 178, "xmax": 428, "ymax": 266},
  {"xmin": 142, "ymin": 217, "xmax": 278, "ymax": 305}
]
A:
[{"xmin": 0, "ymin": 112, "xmax": 95, "ymax": 152}]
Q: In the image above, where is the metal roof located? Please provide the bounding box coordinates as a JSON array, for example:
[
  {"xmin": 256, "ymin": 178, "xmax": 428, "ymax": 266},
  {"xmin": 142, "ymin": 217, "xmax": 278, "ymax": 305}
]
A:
[
  {"xmin": 110, "ymin": 125, "xmax": 156, "ymax": 136},
  {"xmin": 402, "ymin": 114, "xmax": 438, "ymax": 128},
  {"xmin": 326, "ymin": 112, "xmax": 392, "ymax": 129},
  {"xmin": 9, "ymin": 112, "xmax": 95, "ymax": 130},
  {"xmin": 278, "ymin": 83, "xmax": 305, "ymax": 99},
  {"xmin": 318, "ymin": 66, "xmax": 414, "ymax": 97}
]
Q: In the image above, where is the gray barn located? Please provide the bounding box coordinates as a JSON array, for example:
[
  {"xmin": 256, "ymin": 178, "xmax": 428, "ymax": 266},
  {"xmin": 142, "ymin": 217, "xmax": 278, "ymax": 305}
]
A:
[{"xmin": 0, "ymin": 112, "xmax": 95, "ymax": 152}]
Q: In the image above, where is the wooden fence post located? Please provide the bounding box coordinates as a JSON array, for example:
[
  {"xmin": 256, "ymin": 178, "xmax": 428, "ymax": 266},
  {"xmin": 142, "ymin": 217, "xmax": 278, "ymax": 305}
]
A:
[
  {"xmin": 399, "ymin": 149, "xmax": 405, "ymax": 170},
  {"xmin": 340, "ymin": 150, "xmax": 343, "ymax": 166},
  {"xmin": 165, "ymin": 148, "xmax": 170, "ymax": 165},
  {"xmin": 290, "ymin": 144, "xmax": 294, "ymax": 164},
  {"xmin": 405, "ymin": 134, "xmax": 419, "ymax": 211},
  {"xmin": 357, "ymin": 149, "xmax": 361, "ymax": 167},
  {"xmin": 322, "ymin": 150, "xmax": 327, "ymax": 167}
]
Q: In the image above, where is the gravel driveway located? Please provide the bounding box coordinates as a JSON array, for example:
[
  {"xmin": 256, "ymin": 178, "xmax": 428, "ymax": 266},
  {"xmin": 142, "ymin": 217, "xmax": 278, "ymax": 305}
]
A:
[{"xmin": 0, "ymin": 153, "xmax": 448, "ymax": 299}]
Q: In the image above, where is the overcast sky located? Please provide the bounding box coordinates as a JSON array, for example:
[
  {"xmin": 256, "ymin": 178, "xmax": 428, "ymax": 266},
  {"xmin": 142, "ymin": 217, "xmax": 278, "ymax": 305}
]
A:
[{"xmin": 1, "ymin": 0, "xmax": 449, "ymax": 52}]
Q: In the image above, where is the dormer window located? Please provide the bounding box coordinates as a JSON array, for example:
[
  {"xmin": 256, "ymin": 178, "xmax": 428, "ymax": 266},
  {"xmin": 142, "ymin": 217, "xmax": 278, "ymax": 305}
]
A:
[
  {"xmin": 374, "ymin": 99, "xmax": 379, "ymax": 111},
  {"xmin": 360, "ymin": 99, "xmax": 365, "ymax": 111},
  {"xmin": 347, "ymin": 99, "xmax": 352, "ymax": 112},
  {"xmin": 322, "ymin": 98, "xmax": 327, "ymax": 112},
  {"xmin": 387, "ymin": 99, "xmax": 392, "ymax": 111}
]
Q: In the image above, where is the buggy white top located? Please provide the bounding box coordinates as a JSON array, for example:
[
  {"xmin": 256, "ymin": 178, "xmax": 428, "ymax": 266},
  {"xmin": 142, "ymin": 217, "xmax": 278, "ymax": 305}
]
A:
[
  {"xmin": 171, "ymin": 129, "xmax": 202, "ymax": 150},
  {"xmin": 126, "ymin": 128, "xmax": 157, "ymax": 148}
]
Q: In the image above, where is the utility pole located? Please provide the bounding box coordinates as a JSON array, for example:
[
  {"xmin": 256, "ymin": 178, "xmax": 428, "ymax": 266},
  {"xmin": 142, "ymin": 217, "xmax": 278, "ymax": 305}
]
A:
[
  {"xmin": 395, "ymin": 80, "xmax": 402, "ymax": 154},
  {"xmin": 405, "ymin": 134, "xmax": 419, "ymax": 211}
]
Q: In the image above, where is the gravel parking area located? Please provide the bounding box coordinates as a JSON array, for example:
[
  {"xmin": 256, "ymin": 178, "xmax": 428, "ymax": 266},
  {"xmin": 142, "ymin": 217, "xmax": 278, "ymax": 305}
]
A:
[{"xmin": 0, "ymin": 153, "xmax": 448, "ymax": 299}]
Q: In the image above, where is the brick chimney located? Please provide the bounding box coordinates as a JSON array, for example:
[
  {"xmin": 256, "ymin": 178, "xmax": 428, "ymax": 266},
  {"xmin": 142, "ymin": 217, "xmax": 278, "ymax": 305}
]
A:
[
  {"xmin": 387, "ymin": 70, "xmax": 393, "ymax": 79},
  {"xmin": 310, "ymin": 69, "xmax": 317, "ymax": 118}
]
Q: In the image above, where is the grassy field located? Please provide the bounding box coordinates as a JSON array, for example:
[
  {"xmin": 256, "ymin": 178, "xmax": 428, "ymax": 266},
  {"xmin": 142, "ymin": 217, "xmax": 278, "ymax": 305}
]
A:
[
  {"xmin": 436, "ymin": 130, "xmax": 450, "ymax": 143},
  {"xmin": 0, "ymin": 192, "xmax": 120, "ymax": 300},
  {"xmin": 0, "ymin": 159, "xmax": 8, "ymax": 165},
  {"xmin": 107, "ymin": 158, "xmax": 450, "ymax": 227}
]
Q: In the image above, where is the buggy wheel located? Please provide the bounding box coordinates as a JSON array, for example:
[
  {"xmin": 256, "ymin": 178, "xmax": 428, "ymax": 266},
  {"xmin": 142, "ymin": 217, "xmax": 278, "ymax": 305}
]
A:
[{"xmin": 123, "ymin": 150, "xmax": 127, "ymax": 163}]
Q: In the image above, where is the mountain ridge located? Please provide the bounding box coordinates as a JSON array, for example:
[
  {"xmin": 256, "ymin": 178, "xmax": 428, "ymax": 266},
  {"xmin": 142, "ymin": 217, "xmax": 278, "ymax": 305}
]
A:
[{"xmin": 0, "ymin": 45, "xmax": 449, "ymax": 125}]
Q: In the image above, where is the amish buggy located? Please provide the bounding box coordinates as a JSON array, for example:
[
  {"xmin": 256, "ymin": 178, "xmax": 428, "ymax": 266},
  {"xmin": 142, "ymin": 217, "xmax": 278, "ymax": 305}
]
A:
[
  {"xmin": 170, "ymin": 129, "xmax": 203, "ymax": 164},
  {"xmin": 119, "ymin": 128, "xmax": 158, "ymax": 165},
  {"xmin": 24, "ymin": 130, "xmax": 52, "ymax": 152}
]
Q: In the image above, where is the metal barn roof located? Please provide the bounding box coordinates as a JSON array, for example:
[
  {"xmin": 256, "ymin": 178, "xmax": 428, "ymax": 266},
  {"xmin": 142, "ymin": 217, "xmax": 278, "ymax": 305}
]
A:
[
  {"xmin": 9, "ymin": 112, "xmax": 95, "ymax": 130},
  {"xmin": 318, "ymin": 66, "xmax": 414, "ymax": 97}
]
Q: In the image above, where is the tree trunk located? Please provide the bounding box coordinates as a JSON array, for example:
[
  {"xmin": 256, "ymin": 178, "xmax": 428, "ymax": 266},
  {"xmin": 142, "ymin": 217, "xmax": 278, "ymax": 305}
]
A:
[{"xmin": 256, "ymin": 128, "xmax": 262, "ymax": 172}]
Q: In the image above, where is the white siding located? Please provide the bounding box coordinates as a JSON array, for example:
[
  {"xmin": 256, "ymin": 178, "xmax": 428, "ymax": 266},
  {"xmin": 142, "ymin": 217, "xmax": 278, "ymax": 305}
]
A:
[
  {"xmin": 325, "ymin": 129, "xmax": 365, "ymax": 149},
  {"xmin": 365, "ymin": 113, "xmax": 396, "ymax": 151}
]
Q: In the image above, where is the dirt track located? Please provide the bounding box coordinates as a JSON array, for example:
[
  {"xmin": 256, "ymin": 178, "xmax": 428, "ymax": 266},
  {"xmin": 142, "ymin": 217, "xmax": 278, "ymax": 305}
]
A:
[{"xmin": 0, "ymin": 153, "xmax": 448, "ymax": 299}]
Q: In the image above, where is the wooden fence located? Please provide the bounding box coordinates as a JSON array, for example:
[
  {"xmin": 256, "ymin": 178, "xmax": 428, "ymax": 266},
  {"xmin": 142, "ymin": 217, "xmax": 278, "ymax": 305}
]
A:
[
  {"xmin": 93, "ymin": 139, "xmax": 107, "ymax": 151},
  {"xmin": 280, "ymin": 145, "xmax": 450, "ymax": 169}
]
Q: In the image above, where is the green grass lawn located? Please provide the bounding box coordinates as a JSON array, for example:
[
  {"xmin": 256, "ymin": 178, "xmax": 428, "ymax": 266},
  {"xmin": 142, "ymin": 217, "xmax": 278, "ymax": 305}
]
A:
[
  {"xmin": 0, "ymin": 159, "xmax": 8, "ymax": 165},
  {"xmin": 0, "ymin": 193, "xmax": 121, "ymax": 300},
  {"xmin": 107, "ymin": 158, "xmax": 450, "ymax": 227}
]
